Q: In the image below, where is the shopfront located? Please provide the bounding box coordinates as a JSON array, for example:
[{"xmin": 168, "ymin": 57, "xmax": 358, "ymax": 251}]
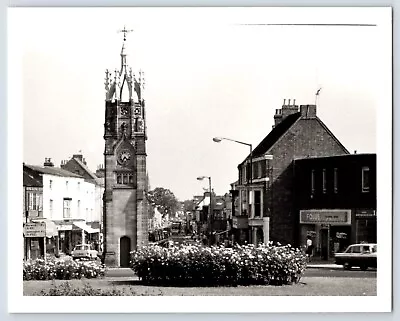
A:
[
  {"xmin": 299, "ymin": 209, "xmax": 352, "ymax": 260},
  {"xmin": 355, "ymin": 209, "xmax": 376, "ymax": 243}
]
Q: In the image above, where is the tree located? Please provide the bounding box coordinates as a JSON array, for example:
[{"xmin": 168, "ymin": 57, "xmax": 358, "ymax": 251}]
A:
[
  {"xmin": 147, "ymin": 187, "xmax": 179, "ymax": 218},
  {"xmin": 183, "ymin": 199, "xmax": 196, "ymax": 213}
]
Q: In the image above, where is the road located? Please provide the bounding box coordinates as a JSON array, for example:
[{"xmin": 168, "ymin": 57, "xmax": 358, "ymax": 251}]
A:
[{"xmin": 105, "ymin": 267, "xmax": 377, "ymax": 279}]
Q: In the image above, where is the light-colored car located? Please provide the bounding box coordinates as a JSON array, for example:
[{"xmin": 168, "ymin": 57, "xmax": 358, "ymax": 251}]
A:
[
  {"xmin": 334, "ymin": 243, "xmax": 377, "ymax": 270},
  {"xmin": 71, "ymin": 244, "xmax": 98, "ymax": 260}
]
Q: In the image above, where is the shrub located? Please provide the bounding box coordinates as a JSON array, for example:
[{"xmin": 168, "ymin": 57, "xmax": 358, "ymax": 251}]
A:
[
  {"xmin": 130, "ymin": 243, "xmax": 307, "ymax": 287},
  {"xmin": 23, "ymin": 258, "xmax": 106, "ymax": 281},
  {"xmin": 36, "ymin": 281, "xmax": 163, "ymax": 296}
]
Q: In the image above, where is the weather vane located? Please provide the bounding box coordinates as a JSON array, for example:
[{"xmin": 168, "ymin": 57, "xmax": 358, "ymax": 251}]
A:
[{"xmin": 118, "ymin": 25, "xmax": 134, "ymax": 41}]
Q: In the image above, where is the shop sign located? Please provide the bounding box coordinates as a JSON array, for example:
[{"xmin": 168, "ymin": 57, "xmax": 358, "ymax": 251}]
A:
[
  {"xmin": 24, "ymin": 222, "xmax": 46, "ymax": 237},
  {"xmin": 306, "ymin": 231, "xmax": 316, "ymax": 237},
  {"xmin": 300, "ymin": 210, "xmax": 351, "ymax": 225},
  {"xmin": 26, "ymin": 187, "xmax": 42, "ymax": 192},
  {"xmin": 232, "ymin": 216, "xmax": 248, "ymax": 229},
  {"xmin": 355, "ymin": 209, "xmax": 376, "ymax": 218},
  {"xmin": 336, "ymin": 232, "xmax": 347, "ymax": 239}
]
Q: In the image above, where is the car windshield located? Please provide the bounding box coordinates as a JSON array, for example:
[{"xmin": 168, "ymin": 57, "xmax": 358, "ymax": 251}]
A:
[{"xmin": 372, "ymin": 245, "xmax": 377, "ymax": 252}]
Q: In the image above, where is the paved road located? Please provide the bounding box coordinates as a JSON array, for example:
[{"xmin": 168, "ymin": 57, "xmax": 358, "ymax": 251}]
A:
[{"xmin": 105, "ymin": 267, "xmax": 376, "ymax": 279}]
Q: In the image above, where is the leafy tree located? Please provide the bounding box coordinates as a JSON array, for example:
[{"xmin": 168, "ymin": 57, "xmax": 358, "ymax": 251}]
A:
[
  {"xmin": 147, "ymin": 187, "xmax": 179, "ymax": 218},
  {"xmin": 183, "ymin": 199, "xmax": 196, "ymax": 213}
]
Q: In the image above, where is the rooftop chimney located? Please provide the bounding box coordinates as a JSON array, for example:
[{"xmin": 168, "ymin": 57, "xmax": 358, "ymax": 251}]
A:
[
  {"xmin": 300, "ymin": 104, "xmax": 317, "ymax": 118},
  {"xmin": 72, "ymin": 154, "xmax": 83, "ymax": 162},
  {"xmin": 43, "ymin": 157, "xmax": 54, "ymax": 167}
]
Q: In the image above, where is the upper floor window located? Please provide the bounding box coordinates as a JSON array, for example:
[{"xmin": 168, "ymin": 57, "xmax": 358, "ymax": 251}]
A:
[
  {"xmin": 77, "ymin": 182, "xmax": 81, "ymax": 191},
  {"xmin": 49, "ymin": 199, "xmax": 54, "ymax": 217},
  {"xmin": 252, "ymin": 161, "xmax": 260, "ymax": 179},
  {"xmin": 362, "ymin": 166, "xmax": 370, "ymax": 192},
  {"xmin": 66, "ymin": 181, "xmax": 69, "ymax": 190},
  {"xmin": 63, "ymin": 198, "xmax": 72, "ymax": 218},
  {"xmin": 333, "ymin": 168, "xmax": 338, "ymax": 193},
  {"xmin": 322, "ymin": 169, "xmax": 327, "ymax": 194},
  {"xmin": 116, "ymin": 173, "xmax": 135, "ymax": 185},
  {"xmin": 311, "ymin": 169, "xmax": 315, "ymax": 194},
  {"xmin": 49, "ymin": 180, "xmax": 53, "ymax": 189}
]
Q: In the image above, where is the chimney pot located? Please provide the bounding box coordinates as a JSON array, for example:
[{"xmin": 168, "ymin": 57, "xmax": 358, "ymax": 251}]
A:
[
  {"xmin": 288, "ymin": 99, "xmax": 291, "ymax": 105},
  {"xmin": 283, "ymin": 99, "xmax": 286, "ymax": 105},
  {"xmin": 293, "ymin": 99, "xmax": 296, "ymax": 105}
]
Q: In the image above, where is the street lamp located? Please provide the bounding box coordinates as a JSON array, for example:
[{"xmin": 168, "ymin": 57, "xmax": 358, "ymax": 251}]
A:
[
  {"xmin": 197, "ymin": 176, "xmax": 212, "ymax": 245},
  {"xmin": 212, "ymin": 137, "xmax": 253, "ymax": 185},
  {"xmin": 213, "ymin": 136, "xmax": 253, "ymax": 244}
]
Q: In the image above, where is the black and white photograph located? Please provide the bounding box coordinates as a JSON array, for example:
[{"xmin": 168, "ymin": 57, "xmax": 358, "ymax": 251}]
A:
[{"xmin": 7, "ymin": 6, "xmax": 392, "ymax": 313}]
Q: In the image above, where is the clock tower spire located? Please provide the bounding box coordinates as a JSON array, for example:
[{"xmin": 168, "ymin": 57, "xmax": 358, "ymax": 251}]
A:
[{"xmin": 103, "ymin": 26, "xmax": 148, "ymax": 267}]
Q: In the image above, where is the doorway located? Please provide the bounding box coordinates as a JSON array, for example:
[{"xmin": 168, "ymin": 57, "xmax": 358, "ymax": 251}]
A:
[
  {"xmin": 319, "ymin": 228, "xmax": 329, "ymax": 260},
  {"xmin": 120, "ymin": 236, "xmax": 131, "ymax": 267}
]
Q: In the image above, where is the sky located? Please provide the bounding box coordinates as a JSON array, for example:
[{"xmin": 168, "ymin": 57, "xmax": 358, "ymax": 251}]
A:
[{"xmin": 10, "ymin": 7, "xmax": 387, "ymax": 201}]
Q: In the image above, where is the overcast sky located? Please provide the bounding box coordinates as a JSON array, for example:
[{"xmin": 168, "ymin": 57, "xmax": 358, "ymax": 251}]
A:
[{"xmin": 11, "ymin": 7, "xmax": 387, "ymax": 200}]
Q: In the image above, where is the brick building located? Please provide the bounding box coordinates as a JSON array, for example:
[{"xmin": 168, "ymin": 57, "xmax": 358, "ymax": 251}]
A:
[
  {"xmin": 233, "ymin": 99, "xmax": 349, "ymax": 246},
  {"xmin": 293, "ymin": 153, "xmax": 376, "ymax": 259},
  {"xmin": 102, "ymin": 29, "xmax": 149, "ymax": 267}
]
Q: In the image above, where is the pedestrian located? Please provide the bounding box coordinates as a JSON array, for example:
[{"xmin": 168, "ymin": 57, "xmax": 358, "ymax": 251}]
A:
[{"xmin": 306, "ymin": 235, "xmax": 314, "ymax": 262}]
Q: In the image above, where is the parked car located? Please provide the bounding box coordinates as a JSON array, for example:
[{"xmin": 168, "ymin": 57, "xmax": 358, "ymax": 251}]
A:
[
  {"xmin": 71, "ymin": 244, "xmax": 98, "ymax": 260},
  {"xmin": 334, "ymin": 243, "xmax": 377, "ymax": 270}
]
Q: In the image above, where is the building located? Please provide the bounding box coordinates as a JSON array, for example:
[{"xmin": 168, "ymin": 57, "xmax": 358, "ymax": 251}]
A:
[
  {"xmin": 234, "ymin": 99, "xmax": 349, "ymax": 246},
  {"xmin": 102, "ymin": 28, "xmax": 149, "ymax": 267},
  {"xmin": 293, "ymin": 153, "xmax": 376, "ymax": 259},
  {"xmin": 23, "ymin": 159, "xmax": 100, "ymax": 258},
  {"xmin": 60, "ymin": 153, "xmax": 104, "ymax": 244}
]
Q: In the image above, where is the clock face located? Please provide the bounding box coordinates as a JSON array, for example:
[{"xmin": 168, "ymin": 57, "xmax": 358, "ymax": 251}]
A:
[
  {"xmin": 118, "ymin": 150, "xmax": 131, "ymax": 165},
  {"xmin": 134, "ymin": 107, "xmax": 141, "ymax": 116}
]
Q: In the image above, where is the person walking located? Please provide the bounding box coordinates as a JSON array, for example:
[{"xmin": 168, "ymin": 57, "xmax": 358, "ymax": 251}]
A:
[{"xmin": 306, "ymin": 235, "xmax": 314, "ymax": 262}]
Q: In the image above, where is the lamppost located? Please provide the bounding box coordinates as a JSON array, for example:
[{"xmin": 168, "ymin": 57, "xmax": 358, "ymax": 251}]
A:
[
  {"xmin": 213, "ymin": 137, "xmax": 253, "ymax": 244},
  {"xmin": 197, "ymin": 176, "xmax": 212, "ymax": 246}
]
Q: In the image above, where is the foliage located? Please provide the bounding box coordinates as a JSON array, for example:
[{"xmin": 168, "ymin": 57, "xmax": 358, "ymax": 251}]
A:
[
  {"xmin": 147, "ymin": 187, "xmax": 179, "ymax": 217},
  {"xmin": 182, "ymin": 199, "xmax": 196, "ymax": 213},
  {"xmin": 130, "ymin": 243, "xmax": 307, "ymax": 287},
  {"xmin": 23, "ymin": 258, "xmax": 106, "ymax": 281},
  {"xmin": 36, "ymin": 281, "xmax": 164, "ymax": 296}
]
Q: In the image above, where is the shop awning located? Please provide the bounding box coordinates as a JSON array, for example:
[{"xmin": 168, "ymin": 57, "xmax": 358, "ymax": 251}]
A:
[{"xmin": 73, "ymin": 221, "xmax": 100, "ymax": 234}]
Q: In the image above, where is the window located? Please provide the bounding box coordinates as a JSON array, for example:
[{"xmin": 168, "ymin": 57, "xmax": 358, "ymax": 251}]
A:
[
  {"xmin": 66, "ymin": 181, "xmax": 69, "ymax": 190},
  {"xmin": 322, "ymin": 169, "xmax": 327, "ymax": 194},
  {"xmin": 63, "ymin": 198, "xmax": 72, "ymax": 218},
  {"xmin": 333, "ymin": 168, "xmax": 338, "ymax": 193},
  {"xmin": 77, "ymin": 200, "xmax": 81, "ymax": 216},
  {"xmin": 311, "ymin": 170, "xmax": 315, "ymax": 194},
  {"xmin": 49, "ymin": 180, "xmax": 53, "ymax": 189},
  {"xmin": 254, "ymin": 190, "xmax": 261, "ymax": 217},
  {"xmin": 260, "ymin": 160, "xmax": 267, "ymax": 178},
  {"xmin": 117, "ymin": 174, "xmax": 122, "ymax": 184},
  {"xmin": 362, "ymin": 167, "xmax": 370, "ymax": 192},
  {"xmin": 78, "ymin": 182, "xmax": 81, "ymax": 191},
  {"xmin": 252, "ymin": 161, "xmax": 260, "ymax": 179},
  {"xmin": 123, "ymin": 174, "xmax": 128, "ymax": 184},
  {"xmin": 50, "ymin": 199, "xmax": 54, "ymax": 217},
  {"xmin": 129, "ymin": 174, "xmax": 134, "ymax": 184}
]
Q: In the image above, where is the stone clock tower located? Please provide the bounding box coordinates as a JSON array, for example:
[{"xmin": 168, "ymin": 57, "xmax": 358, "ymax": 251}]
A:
[{"xmin": 103, "ymin": 27, "xmax": 148, "ymax": 267}]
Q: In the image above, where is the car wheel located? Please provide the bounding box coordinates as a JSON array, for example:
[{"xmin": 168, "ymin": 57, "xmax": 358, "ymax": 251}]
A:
[{"xmin": 343, "ymin": 262, "xmax": 351, "ymax": 270}]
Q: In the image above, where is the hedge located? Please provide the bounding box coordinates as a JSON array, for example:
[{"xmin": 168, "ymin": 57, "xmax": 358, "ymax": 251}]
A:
[
  {"xmin": 23, "ymin": 258, "xmax": 106, "ymax": 281},
  {"xmin": 130, "ymin": 243, "xmax": 307, "ymax": 286}
]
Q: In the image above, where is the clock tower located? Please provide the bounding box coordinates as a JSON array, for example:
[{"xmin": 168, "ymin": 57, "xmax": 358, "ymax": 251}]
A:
[{"xmin": 103, "ymin": 27, "xmax": 148, "ymax": 267}]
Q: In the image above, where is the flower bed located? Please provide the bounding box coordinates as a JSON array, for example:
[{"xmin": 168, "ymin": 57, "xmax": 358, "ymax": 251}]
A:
[
  {"xmin": 130, "ymin": 243, "xmax": 307, "ymax": 286},
  {"xmin": 23, "ymin": 258, "xmax": 106, "ymax": 281}
]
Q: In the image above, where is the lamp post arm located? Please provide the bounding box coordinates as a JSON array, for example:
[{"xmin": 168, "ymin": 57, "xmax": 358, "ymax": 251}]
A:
[{"xmin": 219, "ymin": 137, "xmax": 252, "ymax": 148}]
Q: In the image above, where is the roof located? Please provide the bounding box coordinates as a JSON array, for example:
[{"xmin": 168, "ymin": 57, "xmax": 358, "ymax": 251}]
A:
[
  {"xmin": 293, "ymin": 153, "xmax": 375, "ymax": 162},
  {"xmin": 24, "ymin": 164, "xmax": 83, "ymax": 178},
  {"xmin": 250, "ymin": 112, "xmax": 302, "ymax": 159},
  {"xmin": 72, "ymin": 157, "xmax": 98, "ymax": 180},
  {"xmin": 23, "ymin": 171, "xmax": 43, "ymax": 187}
]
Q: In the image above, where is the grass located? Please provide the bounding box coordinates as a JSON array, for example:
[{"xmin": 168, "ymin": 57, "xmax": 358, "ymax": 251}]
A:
[{"xmin": 23, "ymin": 277, "xmax": 376, "ymax": 296}]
